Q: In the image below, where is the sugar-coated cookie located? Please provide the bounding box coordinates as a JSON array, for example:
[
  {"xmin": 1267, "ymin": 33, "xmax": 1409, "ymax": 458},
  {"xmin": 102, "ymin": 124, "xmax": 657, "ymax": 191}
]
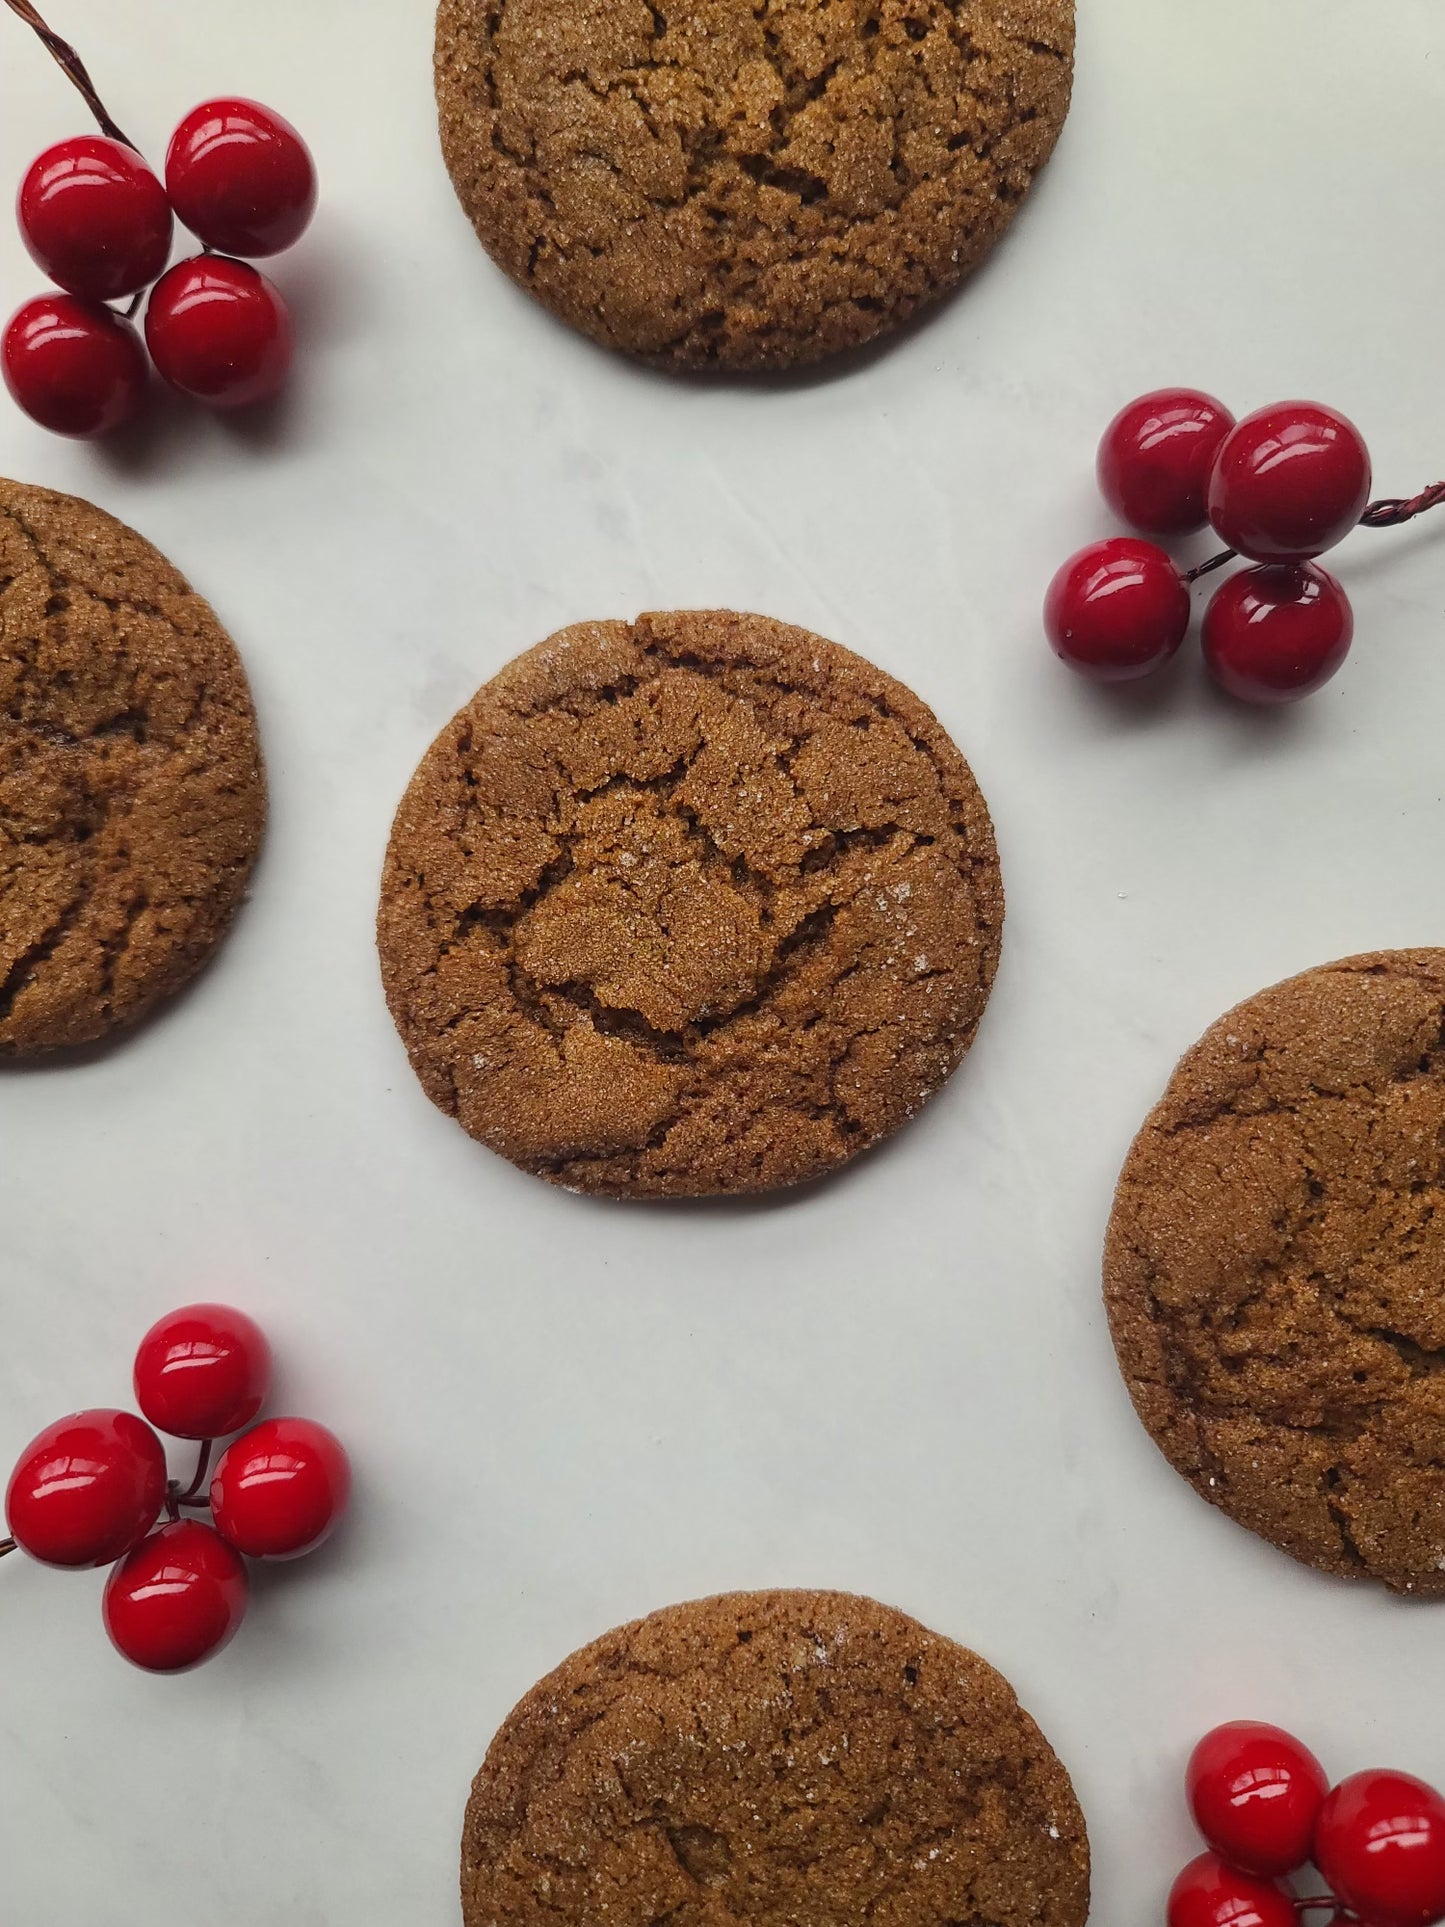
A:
[
  {"xmin": 378, "ymin": 610, "xmax": 1002, "ymax": 1197},
  {"xmin": 0, "ymin": 480, "xmax": 265, "ymax": 1054},
  {"xmin": 435, "ymin": 0, "xmax": 1074, "ymax": 369},
  {"xmin": 462, "ymin": 1589, "xmax": 1090, "ymax": 1927},
  {"xmin": 1106, "ymin": 950, "xmax": 1445, "ymax": 1593}
]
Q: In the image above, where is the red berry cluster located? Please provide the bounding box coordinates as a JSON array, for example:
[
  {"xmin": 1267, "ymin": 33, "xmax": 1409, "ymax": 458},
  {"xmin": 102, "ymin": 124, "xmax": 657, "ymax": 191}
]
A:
[
  {"xmin": 2, "ymin": 1304, "xmax": 349, "ymax": 1674},
  {"xmin": 1046, "ymin": 389, "xmax": 1443, "ymax": 705},
  {"xmin": 3, "ymin": 34, "xmax": 315, "ymax": 439},
  {"xmin": 1171, "ymin": 1721, "xmax": 1445, "ymax": 1927}
]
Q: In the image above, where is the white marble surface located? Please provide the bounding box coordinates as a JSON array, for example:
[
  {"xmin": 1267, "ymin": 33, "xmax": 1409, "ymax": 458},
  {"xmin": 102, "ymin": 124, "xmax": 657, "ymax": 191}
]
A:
[{"xmin": 2, "ymin": 1, "xmax": 1444, "ymax": 1920}]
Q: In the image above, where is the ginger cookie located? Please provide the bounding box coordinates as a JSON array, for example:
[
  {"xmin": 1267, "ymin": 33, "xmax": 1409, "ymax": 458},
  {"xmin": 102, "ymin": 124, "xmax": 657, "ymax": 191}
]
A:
[
  {"xmin": 0, "ymin": 479, "xmax": 265, "ymax": 1055},
  {"xmin": 377, "ymin": 610, "xmax": 1002, "ymax": 1198},
  {"xmin": 434, "ymin": 0, "xmax": 1074, "ymax": 371},
  {"xmin": 1105, "ymin": 950, "xmax": 1445, "ymax": 1595},
  {"xmin": 462, "ymin": 1589, "xmax": 1090, "ymax": 1927}
]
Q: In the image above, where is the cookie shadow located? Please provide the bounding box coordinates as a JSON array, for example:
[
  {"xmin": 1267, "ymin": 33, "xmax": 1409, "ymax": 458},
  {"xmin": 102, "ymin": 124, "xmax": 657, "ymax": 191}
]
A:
[
  {"xmin": 1, "ymin": 944, "xmax": 228, "ymax": 1074},
  {"xmin": 541, "ymin": 1103, "xmax": 922, "ymax": 1219},
  {"xmin": 644, "ymin": 291, "xmax": 956, "ymax": 398},
  {"xmin": 0, "ymin": 864, "xmax": 267, "ymax": 1077},
  {"xmin": 513, "ymin": 169, "xmax": 1061, "ymax": 398},
  {"xmin": 663, "ymin": 227, "xmax": 1042, "ymax": 397}
]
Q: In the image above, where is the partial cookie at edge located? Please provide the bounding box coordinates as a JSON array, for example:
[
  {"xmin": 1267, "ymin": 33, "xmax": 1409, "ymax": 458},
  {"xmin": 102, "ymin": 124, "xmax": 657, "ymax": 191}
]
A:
[
  {"xmin": 435, "ymin": 0, "xmax": 1075, "ymax": 369},
  {"xmin": 0, "ymin": 478, "xmax": 266, "ymax": 1055},
  {"xmin": 1105, "ymin": 949, "xmax": 1445, "ymax": 1594},
  {"xmin": 462, "ymin": 1589, "xmax": 1090, "ymax": 1927}
]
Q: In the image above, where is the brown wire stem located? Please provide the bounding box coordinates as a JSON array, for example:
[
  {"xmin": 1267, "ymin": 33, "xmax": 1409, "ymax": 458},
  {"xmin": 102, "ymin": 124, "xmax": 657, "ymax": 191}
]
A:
[
  {"xmin": 163, "ymin": 1440, "xmax": 215, "ymax": 1519},
  {"xmin": 0, "ymin": 1536, "xmax": 16, "ymax": 1559},
  {"xmin": 175, "ymin": 1439, "xmax": 213, "ymax": 1506},
  {"xmin": 1184, "ymin": 548, "xmax": 1238, "ymax": 583},
  {"xmin": 3, "ymin": 0, "xmax": 140, "ymax": 150},
  {"xmin": 1360, "ymin": 479, "xmax": 1445, "ymax": 528},
  {"xmin": 1185, "ymin": 482, "xmax": 1445, "ymax": 584}
]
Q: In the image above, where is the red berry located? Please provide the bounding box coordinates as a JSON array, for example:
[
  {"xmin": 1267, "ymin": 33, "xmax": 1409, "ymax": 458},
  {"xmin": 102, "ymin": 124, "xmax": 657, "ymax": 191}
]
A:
[
  {"xmin": 1097, "ymin": 388, "xmax": 1236, "ymax": 537},
  {"xmin": 133, "ymin": 1303, "xmax": 272, "ymax": 1442},
  {"xmin": 5, "ymin": 1409, "xmax": 166, "ymax": 1568},
  {"xmin": 1166, "ymin": 1851, "xmax": 1296, "ymax": 1927},
  {"xmin": 165, "ymin": 98, "xmax": 316, "ymax": 256},
  {"xmin": 1315, "ymin": 1771, "xmax": 1445, "ymax": 1927},
  {"xmin": 102, "ymin": 1520, "xmax": 248, "ymax": 1673},
  {"xmin": 1044, "ymin": 536, "xmax": 1191, "ymax": 682},
  {"xmin": 210, "ymin": 1417, "xmax": 349, "ymax": 1559},
  {"xmin": 1186, "ymin": 1721, "xmax": 1329, "ymax": 1877},
  {"xmin": 3, "ymin": 294, "xmax": 147, "ymax": 437},
  {"xmin": 1202, "ymin": 562, "xmax": 1353, "ymax": 705},
  {"xmin": 17, "ymin": 135, "xmax": 172, "ymax": 301},
  {"xmin": 1208, "ymin": 401, "xmax": 1372, "ymax": 561},
  {"xmin": 145, "ymin": 256, "xmax": 293, "ymax": 408}
]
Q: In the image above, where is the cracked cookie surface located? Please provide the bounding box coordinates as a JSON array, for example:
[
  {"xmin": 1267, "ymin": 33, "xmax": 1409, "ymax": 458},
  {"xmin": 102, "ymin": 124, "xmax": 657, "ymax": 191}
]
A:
[
  {"xmin": 1105, "ymin": 950, "xmax": 1445, "ymax": 1594},
  {"xmin": 462, "ymin": 1589, "xmax": 1090, "ymax": 1927},
  {"xmin": 434, "ymin": 0, "xmax": 1074, "ymax": 369},
  {"xmin": 377, "ymin": 610, "xmax": 1002, "ymax": 1197},
  {"xmin": 0, "ymin": 479, "xmax": 265, "ymax": 1055}
]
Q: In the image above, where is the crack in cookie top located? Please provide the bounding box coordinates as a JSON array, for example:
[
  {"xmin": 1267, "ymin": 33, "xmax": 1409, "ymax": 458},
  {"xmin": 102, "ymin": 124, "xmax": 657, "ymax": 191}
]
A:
[
  {"xmin": 434, "ymin": 0, "xmax": 1074, "ymax": 368},
  {"xmin": 1105, "ymin": 950, "xmax": 1445, "ymax": 1594},
  {"xmin": 462, "ymin": 1590, "xmax": 1090, "ymax": 1927},
  {"xmin": 377, "ymin": 610, "xmax": 1002, "ymax": 1197},
  {"xmin": 0, "ymin": 480, "xmax": 266, "ymax": 1055}
]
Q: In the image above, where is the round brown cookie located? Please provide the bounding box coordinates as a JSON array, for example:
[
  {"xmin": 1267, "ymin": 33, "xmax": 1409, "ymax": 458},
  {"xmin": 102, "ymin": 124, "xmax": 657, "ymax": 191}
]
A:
[
  {"xmin": 1106, "ymin": 950, "xmax": 1445, "ymax": 1595},
  {"xmin": 0, "ymin": 479, "xmax": 265, "ymax": 1055},
  {"xmin": 462, "ymin": 1589, "xmax": 1090, "ymax": 1927},
  {"xmin": 434, "ymin": 0, "xmax": 1074, "ymax": 371},
  {"xmin": 377, "ymin": 609, "xmax": 1002, "ymax": 1197}
]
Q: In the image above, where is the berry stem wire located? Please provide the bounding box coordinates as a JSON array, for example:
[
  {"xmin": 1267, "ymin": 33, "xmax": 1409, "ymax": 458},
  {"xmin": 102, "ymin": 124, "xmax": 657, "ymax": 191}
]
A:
[
  {"xmin": 3, "ymin": 0, "xmax": 140, "ymax": 151},
  {"xmin": 0, "ymin": 1536, "xmax": 15, "ymax": 1558},
  {"xmin": 1184, "ymin": 548, "xmax": 1238, "ymax": 583},
  {"xmin": 1185, "ymin": 482, "xmax": 1445, "ymax": 583},
  {"xmin": 164, "ymin": 1440, "xmax": 215, "ymax": 1518},
  {"xmin": 1361, "ymin": 479, "xmax": 1445, "ymax": 527},
  {"xmin": 175, "ymin": 1439, "xmax": 212, "ymax": 1506}
]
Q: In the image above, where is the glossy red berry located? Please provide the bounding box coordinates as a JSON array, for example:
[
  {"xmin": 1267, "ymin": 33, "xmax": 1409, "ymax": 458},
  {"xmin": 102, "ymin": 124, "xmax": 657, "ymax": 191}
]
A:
[
  {"xmin": 17, "ymin": 135, "xmax": 172, "ymax": 301},
  {"xmin": 102, "ymin": 1519, "xmax": 248, "ymax": 1673},
  {"xmin": 1186, "ymin": 1721, "xmax": 1329, "ymax": 1877},
  {"xmin": 1208, "ymin": 401, "xmax": 1372, "ymax": 561},
  {"xmin": 1044, "ymin": 536, "xmax": 1191, "ymax": 682},
  {"xmin": 1315, "ymin": 1770, "xmax": 1445, "ymax": 1927},
  {"xmin": 165, "ymin": 98, "xmax": 316, "ymax": 256},
  {"xmin": 145, "ymin": 256, "xmax": 293, "ymax": 408},
  {"xmin": 5, "ymin": 1409, "xmax": 166, "ymax": 1568},
  {"xmin": 3, "ymin": 294, "xmax": 147, "ymax": 437},
  {"xmin": 1097, "ymin": 388, "xmax": 1236, "ymax": 537},
  {"xmin": 133, "ymin": 1303, "xmax": 272, "ymax": 1442},
  {"xmin": 1202, "ymin": 562, "xmax": 1353, "ymax": 705},
  {"xmin": 1166, "ymin": 1851, "xmax": 1296, "ymax": 1927},
  {"xmin": 210, "ymin": 1417, "xmax": 349, "ymax": 1560}
]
